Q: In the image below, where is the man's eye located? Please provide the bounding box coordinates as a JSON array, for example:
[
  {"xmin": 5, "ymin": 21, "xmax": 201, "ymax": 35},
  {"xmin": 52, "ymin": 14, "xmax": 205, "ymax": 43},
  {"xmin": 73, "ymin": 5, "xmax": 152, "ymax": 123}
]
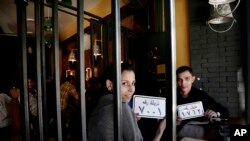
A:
[
  {"xmin": 132, "ymin": 82, "xmax": 136, "ymax": 86},
  {"xmin": 122, "ymin": 82, "xmax": 128, "ymax": 86},
  {"xmin": 177, "ymin": 78, "xmax": 182, "ymax": 82}
]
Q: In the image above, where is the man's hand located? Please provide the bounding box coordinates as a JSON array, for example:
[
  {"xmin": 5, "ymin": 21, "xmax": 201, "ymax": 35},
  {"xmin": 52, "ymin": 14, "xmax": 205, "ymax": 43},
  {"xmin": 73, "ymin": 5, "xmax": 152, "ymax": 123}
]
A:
[
  {"xmin": 152, "ymin": 119, "xmax": 166, "ymax": 141},
  {"xmin": 204, "ymin": 109, "xmax": 218, "ymax": 118},
  {"xmin": 135, "ymin": 113, "xmax": 141, "ymax": 121},
  {"xmin": 177, "ymin": 116, "xmax": 182, "ymax": 125}
]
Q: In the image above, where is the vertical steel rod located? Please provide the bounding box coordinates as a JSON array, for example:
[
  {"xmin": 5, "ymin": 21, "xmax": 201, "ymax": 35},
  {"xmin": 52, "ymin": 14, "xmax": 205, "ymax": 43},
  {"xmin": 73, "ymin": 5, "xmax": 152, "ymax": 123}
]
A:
[
  {"xmin": 246, "ymin": 0, "xmax": 250, "ymax": 124},
  {"xmin": 77, "ymin": 0, "xmax": 87, "ymax": 140},
  {"xmin": 34, "ymin": 0, "xmax": 45, "ymax": 140},
  {"xmin": 165, "ymin": 0, "xmax": 177, "ymax": 140},
  {"xmin": 52, "ymin": 0, "xmax": 62, "ymax": 140},
  {"xmin": 16, "ymin": 0, "xmax": 30, "ymax": 140},
  {"xmin": 40, "ymin": 0, "xmax": 50, "ymax": 140},
  {"xmin": 90, "ymin": 19, "xmax": 95, "ymax": 75},
  {"xmin": 170, "ymin": 0, "xmax": 177, "ymax": 139},
  {"xmin": 111, "ymin": 0, "xmax": 122, "ymax": 140}
]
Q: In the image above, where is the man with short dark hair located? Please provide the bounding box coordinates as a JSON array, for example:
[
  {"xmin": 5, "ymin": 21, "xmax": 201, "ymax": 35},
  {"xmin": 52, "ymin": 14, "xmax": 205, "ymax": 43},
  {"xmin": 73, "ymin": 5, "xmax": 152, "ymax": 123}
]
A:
[{"xmin": 176, "ymin": 66, "xmax": 229, "ymax": 125}]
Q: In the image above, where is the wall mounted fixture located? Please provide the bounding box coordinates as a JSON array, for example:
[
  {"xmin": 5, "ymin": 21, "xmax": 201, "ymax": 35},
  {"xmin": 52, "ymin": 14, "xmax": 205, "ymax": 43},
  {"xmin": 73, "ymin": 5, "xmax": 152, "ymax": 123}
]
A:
[
  {"xmin": 44, "ymin": 7, "xmax": 53, "ymax": 31},
  {"xmin": 68, "ymin": 49, "xmax": 77, "ymax": 62},
  {"xmin": 207, "ymin": 0, "xmax": 240, "ymax": 33},
  {"xmin": 66, "ymin": 69, "xmax": 75, "ymax": 77},
  {"xmin": 93, "ymin": 40, "xmax": 102, "ymax": 60},
  {"xmin": 44, "ymin": 17, "xmax": 53, "ymax": 31}
]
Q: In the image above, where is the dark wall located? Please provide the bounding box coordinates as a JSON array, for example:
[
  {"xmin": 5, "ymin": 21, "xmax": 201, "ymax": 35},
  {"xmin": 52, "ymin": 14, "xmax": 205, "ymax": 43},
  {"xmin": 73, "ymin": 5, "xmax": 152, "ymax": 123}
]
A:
[
  {"xmin": 0, "ymin": 35, "xmax": 20, "ymax": 93},
  {"xmin": 0, "ymin": 35, "xmax": 36, "ymax": 93},
  {"xmin": 189, "ymin": 0, "xmax": 245, "ymax": 117}
]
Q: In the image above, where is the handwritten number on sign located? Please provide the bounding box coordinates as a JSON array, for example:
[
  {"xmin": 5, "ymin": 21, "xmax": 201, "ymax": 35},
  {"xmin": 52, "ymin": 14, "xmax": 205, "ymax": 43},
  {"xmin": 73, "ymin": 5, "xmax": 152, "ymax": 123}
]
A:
[
  {"xmin": 139, "ymin": 106, "xmax": 145, "ymax": 113},
  {"xmin": 158, "ymin": 108, "xmax": 161, "ymax": 115},
  {"xmin": 133, "ymin": 95, "xmax": 166, "ymax": 119}
]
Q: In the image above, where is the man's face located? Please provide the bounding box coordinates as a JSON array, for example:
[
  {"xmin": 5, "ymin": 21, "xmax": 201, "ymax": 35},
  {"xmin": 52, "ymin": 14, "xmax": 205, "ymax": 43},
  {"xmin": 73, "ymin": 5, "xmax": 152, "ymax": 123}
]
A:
[
  {"xmin": 177, "ymin": 70, "xmax": 195, "ymax": 97},
  {"xmin": 28, "ymin": 79, "xmax": 33, "ymax": 89},
  {"xmin": 121, "ymin": 70, "xmax": 136, "ymax": 102}
]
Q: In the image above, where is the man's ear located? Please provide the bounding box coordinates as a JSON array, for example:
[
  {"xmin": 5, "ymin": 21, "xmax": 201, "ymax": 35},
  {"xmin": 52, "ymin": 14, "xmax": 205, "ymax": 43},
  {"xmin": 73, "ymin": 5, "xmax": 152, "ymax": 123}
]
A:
[
  {"xmin": 192, "ymin": 76, "xmax": 196, "ymax": 83},
  {"xmin": 106, "ymin": 79, "xmax": 113, "ymax": 91}
]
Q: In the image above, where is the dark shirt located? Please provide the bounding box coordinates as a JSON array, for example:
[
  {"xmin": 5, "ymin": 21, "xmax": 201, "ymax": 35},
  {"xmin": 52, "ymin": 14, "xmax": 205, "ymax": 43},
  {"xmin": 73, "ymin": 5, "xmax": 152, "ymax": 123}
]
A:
[
  {"xmin": 177, "ymin": 86, "xmax": 229, "ymax": 124},
  {"xmin": 85, "ymin": 88, "xmax": 101, "ymax": 123},
  {"xmin": 152, "ymin": 87, "xmax": 229, "ymax": 139}
]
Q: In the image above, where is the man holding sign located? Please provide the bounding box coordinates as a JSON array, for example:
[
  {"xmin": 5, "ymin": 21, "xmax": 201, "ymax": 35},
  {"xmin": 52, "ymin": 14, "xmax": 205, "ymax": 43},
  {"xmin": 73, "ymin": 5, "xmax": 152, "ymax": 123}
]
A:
[{"xmin": 176, "ymin": 66, "xmax": 229, "ymax": 126}]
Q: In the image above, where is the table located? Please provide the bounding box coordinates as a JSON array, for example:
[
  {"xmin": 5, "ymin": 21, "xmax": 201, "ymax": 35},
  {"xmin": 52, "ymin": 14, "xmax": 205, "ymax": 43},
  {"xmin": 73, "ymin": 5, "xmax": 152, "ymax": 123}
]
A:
[{"xmin": 176, "ymin": 118, "xmax": 246, "ymax": 141}]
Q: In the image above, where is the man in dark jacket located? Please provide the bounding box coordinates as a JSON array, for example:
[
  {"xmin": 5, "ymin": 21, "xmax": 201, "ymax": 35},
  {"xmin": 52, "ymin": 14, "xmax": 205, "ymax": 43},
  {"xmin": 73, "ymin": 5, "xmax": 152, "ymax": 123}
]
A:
[{"xmin": 176, "ymin": 66, "xmax": 229, "ymax": 126}]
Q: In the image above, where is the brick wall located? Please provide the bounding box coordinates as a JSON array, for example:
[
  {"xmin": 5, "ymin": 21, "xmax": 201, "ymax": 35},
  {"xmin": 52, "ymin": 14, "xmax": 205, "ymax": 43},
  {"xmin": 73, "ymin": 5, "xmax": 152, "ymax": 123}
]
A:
[{"xmin": 188, "ymin": 0, "xmax": 244, "ymax": 117}]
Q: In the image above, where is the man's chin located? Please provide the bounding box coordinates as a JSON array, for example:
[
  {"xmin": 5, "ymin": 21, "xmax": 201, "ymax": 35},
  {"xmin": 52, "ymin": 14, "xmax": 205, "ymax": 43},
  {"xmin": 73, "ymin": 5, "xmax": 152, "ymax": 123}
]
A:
[{"xmin": 124, "ymin": 97, "xmax": 132, "ymax": 102}]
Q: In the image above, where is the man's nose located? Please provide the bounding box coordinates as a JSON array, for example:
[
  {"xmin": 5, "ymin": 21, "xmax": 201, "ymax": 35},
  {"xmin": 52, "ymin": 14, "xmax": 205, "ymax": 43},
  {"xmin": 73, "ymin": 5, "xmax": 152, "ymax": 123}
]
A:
[
  {"xmin": 180, "ymin": 80, "xmax": 186, "ymax": 85},
  {"xmin": 128, "ymin": 84, "xmax": 135, "ymax": 91}
]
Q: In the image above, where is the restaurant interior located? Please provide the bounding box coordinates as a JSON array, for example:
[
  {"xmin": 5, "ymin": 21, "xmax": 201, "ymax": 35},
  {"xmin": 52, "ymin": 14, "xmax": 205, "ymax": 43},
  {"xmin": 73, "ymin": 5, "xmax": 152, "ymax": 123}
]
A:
[{"xmin": 0, "ymin": 0, "xmax": 250, "ymax": 141}]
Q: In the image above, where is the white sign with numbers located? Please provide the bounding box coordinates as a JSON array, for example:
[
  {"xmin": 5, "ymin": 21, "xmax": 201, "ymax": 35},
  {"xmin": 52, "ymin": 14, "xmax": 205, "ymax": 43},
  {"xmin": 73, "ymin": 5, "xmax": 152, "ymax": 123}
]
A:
[
  {"xmin": 177, "ymin": 101, "xmax": 204, "ymax": 120},
  {"xmin": 133, "ymin": 95, "xmax": 166, "ymax": 119}
]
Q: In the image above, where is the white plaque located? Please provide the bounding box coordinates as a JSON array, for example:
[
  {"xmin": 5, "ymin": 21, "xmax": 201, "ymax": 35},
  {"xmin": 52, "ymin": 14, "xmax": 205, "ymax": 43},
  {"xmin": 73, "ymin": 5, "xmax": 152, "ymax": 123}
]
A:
[
  {"xmin": 133, "ymin": 95, "xmax": 166, "ymax": 119},
  {"xmin": 177, "ymin": 101, "xmax": 204, "ymax": 120}
]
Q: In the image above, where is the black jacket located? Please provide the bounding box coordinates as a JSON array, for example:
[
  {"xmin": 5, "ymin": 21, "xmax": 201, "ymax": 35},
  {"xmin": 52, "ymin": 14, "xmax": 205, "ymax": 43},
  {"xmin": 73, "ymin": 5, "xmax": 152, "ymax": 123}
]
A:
[{"xmin": 177, "ymin": 86, "xmax": 230, "ymax": 120}]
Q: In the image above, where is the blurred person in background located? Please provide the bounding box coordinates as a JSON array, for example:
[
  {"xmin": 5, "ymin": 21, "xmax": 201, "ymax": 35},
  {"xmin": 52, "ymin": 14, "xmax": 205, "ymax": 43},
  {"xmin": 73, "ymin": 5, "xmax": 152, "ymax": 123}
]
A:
[
  {"xmin": 60, "ymin": 75, "xmax": 80, "ymax": 141},
  {"xmin": 0, "ymin": 90, "xmax": 12, "ymax": 141}
]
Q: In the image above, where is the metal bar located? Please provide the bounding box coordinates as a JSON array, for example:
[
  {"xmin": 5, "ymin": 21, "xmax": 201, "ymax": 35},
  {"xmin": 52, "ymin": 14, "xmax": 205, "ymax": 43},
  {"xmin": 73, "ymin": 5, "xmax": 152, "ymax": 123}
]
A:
[
  {"xmin": 123, "ymin": 29, "xmax": 128, "ymax": 61},
  {"xmin": 77, "ymin": 0, "xmax": 87, "ymax": 140},
  {"xmin": 57, "ymin": 2, "xmax": 104, "ymax": 21},
  {"xmin": 90, "ymin": 19, "xmax": 95, "ymax": 75},
  {"xmin": 165, "ymin": 0, "xmax": 177, "ymax": 140},
  {"xmin": 52, "ymin": 0, "xmax": 63, "ymax": 141},
  {"xmin": 111, "ymin": 0, "xmax": 122, "ymax": 140},
  {"xmin": 246, "ymin": 0, "xmax": 250, "ymax": 124},
  {"xmin": 16, "ymin": 0, "xmax": 30, "ymax": 140},
  {"xmin": 44, "ymin": 5, "xmax": 90, "ymax": 22},
  {"xmin": 170, "ymin": 0, "xmax": 177, "ymax": 138},
  {"xmin": 40, "ymin": 0, "xmax": 50, "ymax": 140},
  {"xmin": 34, "ymin": 0, "xmax": 45, "ymax": 140},
  {"xmin": 43, "ymin": 2, "xmax": 103, "ymax": 21},
  {"xmin": 103, "ymin": 22, "xmax": 108, "ymax": 69}
]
